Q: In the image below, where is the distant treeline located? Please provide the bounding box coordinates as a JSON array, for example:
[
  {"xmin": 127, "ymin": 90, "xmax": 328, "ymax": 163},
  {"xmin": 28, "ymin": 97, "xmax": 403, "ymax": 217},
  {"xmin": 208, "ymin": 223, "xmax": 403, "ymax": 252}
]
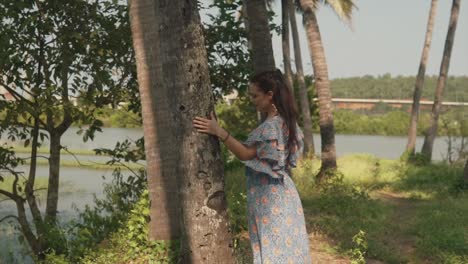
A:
[{"xmin": 314, "ymin": 74, "xmax": 468, "ymax": 102}]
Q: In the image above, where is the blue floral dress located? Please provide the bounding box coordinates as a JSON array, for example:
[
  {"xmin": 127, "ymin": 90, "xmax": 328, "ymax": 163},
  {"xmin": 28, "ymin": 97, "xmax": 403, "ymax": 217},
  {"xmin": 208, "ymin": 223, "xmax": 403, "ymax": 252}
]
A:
[{"xmin": 242, "ymin": 115, "xmax": 312, "ymax": 264}]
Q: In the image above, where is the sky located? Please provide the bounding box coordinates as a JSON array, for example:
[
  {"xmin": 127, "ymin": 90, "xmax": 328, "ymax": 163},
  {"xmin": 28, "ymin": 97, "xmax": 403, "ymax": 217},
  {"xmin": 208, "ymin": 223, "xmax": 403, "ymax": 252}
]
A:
[{"xmin": 202, "ymin": 0, "xmax": 468, "ymax": 80}]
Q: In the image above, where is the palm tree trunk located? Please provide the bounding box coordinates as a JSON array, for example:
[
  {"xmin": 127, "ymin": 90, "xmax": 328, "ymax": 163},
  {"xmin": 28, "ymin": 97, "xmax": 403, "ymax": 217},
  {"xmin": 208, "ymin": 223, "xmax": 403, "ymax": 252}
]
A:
[
  {"xmin": 130, "ymin": 0, "xmax": 234, "ymax": 262},
  {"xmin": 157, "ymin": 1, "xmax": 234, "ymax": 262},
  {"xmin": 281, "ymin": 0, "xmax": 294, "ymax": 96},
  {"xmin": 244, "ymin": 0, "xmax": 276, "ymax": 73},
  {"xmin": 129, "ymin": 0, "xmax": 181, "ymax": 241},
  {"xmin": 290, "ymin": 0, "xmax": 314, "ymax": 155},
  {"xmin": 421, "ymin": 0, "xmax": 460, "ymax": 161},
  {"xmin": 300, "ymin": 0, "xmax": 337, "ymax": 179},
  {"xmin": 241, "ymin": 0, "xmax": 263, "ymax": 122},
  {"xmin": 241, "ymin": 0, "xmax": 253, "ymax": 51},
  {"xmin": 406, "ymin": 0, "xmax": 438, "ymax": 155}
]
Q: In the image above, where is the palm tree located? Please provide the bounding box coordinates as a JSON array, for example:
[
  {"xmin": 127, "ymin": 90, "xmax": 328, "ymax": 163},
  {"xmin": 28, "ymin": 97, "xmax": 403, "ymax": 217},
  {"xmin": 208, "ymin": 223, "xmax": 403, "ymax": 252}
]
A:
[
  {"xmin": 281, "ymin": 0, "xmax": 295, "ymax": 95},
  {"xmin": 298, "ymin": 0, "xmax": 355, "ymax": 180},
  {"xmin": 129, "ymin": 0, "xmax": 234, "ymax": 262},
  {"xmin": 129, "ymin": 0, "xmax": 180, "ymax": 242},
  {"xmin": 243, "ymin": 0, "xmax": 276, "ymax": 122},
  {"xmin": 244, "ymin": 0, "xmax": 276, "ymax": 73},
  {"xmin": 289, "ymin": 0, "xmax": 315, "ymax": 155},
  {"xmin": 421, "ymin": 0, "xmax": 461, "ymax": 161},
  {"xmin": 406, "ymin": 0, "xmax": 438, "ymax": 156}
]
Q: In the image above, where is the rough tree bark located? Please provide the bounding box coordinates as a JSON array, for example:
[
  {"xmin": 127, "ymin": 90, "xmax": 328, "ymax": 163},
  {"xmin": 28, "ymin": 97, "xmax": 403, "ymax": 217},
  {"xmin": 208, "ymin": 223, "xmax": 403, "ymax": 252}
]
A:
[{"xmin": 129, "ymin": 0, "xmax": 234, "ymax": 262}]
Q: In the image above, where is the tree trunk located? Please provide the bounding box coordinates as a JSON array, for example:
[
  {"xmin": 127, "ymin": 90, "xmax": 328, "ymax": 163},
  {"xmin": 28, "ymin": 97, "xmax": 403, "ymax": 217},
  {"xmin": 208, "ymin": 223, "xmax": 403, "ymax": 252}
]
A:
[
  {"xmin": 26, "ymin": 118, "xmax": 47, "ymax": 252},
  {"xmin": 45, "ymin": 132, "xmax": 61, "ymax": 223},
  {"xmin": 281, "ymin": 0, "xmax": 294, "ymax": 96},
  {"xmin": 129, "ymin": 0, "xmax": 181, "ymax": 241},
  {"xmin": 290, "ymin": 0, "xmax": 314, "ymax": 155},
  {"xmin": 45, "ymin": 52, "xmax": 72, "ymax": 226},
  {"xmin": 158, "ymin": 1, "xmax": 234, "ymax": 261},
  {"xmin": 464, "ymin": 159, "xmax": 468, "ymax": 184},
  {"xmin": 406, "ymin": 0, "xmax": 438, "ymax": 155},
  {"xmin": 300, "ymin": 1, "xmax": 337, "ymax": 180},
  {"xmin": 245, "ymin": 0, "xmax": 276, "ymax": 74},
  {"xmin": 241, "ymin": 0, "xmax": 253, "ymax": 51},
  {"xmin": 130, "ymin": 0, "xmax": 234, "ymax": 262},
  {"xmin": 421, "ymin": 0, "xmax": 460, "ymax": 161},
  {"xmin": 16, "ymin": 199, "xmax": 44, "ymax": 259}
]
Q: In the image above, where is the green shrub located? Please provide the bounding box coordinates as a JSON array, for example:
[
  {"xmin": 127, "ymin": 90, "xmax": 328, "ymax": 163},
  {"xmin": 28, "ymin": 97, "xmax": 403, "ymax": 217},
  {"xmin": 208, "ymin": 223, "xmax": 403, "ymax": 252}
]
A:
[
  {"xmin": 395, "ymin": 162, "xmax": 464, "ymax": 195},
  {"xmin": 64, "ymin": 167, "xmax": 147, "ymax": 262},
  {"xmin": 350, "ymin": 230, "xmax": 368, "ymax": 264},
  {"xmin": 44, "ymin": 252, "xmax": 69, "ymax": 264},
  {"xmin": 80, "ymin": 190, "xmax": 179, "ymax": 264}
]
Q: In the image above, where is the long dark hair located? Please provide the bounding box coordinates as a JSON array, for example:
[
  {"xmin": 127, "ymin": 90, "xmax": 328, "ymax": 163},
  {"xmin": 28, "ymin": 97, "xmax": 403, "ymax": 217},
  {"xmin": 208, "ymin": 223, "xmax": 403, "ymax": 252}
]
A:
[{"xmin": 250, "ymin": 69, "xmax": 298, "ymax": 154}]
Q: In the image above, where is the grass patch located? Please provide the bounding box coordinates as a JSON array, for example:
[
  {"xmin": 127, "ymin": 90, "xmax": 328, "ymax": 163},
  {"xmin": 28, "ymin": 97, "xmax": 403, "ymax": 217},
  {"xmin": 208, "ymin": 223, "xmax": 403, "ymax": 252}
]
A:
[
  {"xmin": 224, "ymin": 165, "xmax": 252, "ymax": 263},
  {"xmin": 223, "ymin": 154, "xmax": 468, "ymax": 263},
  {"xmin": 11, "ymin": 146, "xmax": 99, "ymax": 156},
  {"xmin": 412, "ymin": 194, "xmax": 468, "ymax": 263},
  {"xmin": 394, "ymin": 162, "xmax": 465, "ymax": 195},
  {"xmin": 336, "ymin": 154, "xmax": 401, "ymax": 188},
  {"xmin": 20, "ymin": 159, "xmax": 144, "ymax": 171},
  {"xmin": 0, "ymin": 177, "xmax": 87, "ymax": 200}
]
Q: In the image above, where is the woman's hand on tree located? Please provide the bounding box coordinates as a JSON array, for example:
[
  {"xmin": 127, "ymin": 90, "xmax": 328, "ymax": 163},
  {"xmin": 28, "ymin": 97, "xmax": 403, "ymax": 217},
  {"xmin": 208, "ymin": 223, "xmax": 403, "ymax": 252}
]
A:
[{"xmin": 192, "ymin": 111, "xmax": 225, "ymax": 138}]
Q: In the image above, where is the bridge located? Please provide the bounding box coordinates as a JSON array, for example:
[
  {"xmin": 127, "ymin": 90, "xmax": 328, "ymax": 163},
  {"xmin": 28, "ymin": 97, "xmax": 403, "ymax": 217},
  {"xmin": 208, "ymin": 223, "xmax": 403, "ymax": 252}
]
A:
[{"xmin": 324, "ymin": 98, "xmax": 468, "ymax": 110}]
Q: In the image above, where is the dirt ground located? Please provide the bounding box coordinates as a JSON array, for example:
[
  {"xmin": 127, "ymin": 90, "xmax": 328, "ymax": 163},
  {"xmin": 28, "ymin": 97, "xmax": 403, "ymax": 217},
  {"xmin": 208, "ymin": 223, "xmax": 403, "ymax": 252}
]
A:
[{"xmin": 308, "ymin": 232, "xmax": 351, "ymax": 264}]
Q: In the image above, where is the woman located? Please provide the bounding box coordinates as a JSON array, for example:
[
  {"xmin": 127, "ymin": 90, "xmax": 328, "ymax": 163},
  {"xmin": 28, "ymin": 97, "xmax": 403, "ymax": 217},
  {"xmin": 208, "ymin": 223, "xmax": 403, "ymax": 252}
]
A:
[{"xmin": 193, "ymin": 70, "xmax": 311, "ymax": 264}]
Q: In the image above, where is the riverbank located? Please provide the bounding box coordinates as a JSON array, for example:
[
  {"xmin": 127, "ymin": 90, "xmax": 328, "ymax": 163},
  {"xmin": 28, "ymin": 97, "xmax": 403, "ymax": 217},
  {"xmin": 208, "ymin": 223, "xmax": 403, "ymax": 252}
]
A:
[{"xmin": 93, "ymin": 106, "xmax": 467, "ymax": 137}]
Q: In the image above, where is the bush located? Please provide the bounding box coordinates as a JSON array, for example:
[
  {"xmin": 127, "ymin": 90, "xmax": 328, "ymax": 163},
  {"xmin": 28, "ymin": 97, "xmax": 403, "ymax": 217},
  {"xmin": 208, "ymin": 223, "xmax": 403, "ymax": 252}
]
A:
[
  {"xmin": 333, "ymin": 109, "xmax": 465, "ymax": 136},
  {"xmin": 395, "ymin": 162, "xmax": 464, "ymax": 195},
  {"xmin": 216, "ymin": 96, "xmax": 257, "ymax": 141},
  {"xmin": 64, "ymin": 168, "xmax": 147, "ymax": 262},
  {"xmin": 80, "ymin": 190, "xmax": 179, "ymax": 264},
  {"xmin": 85, "ymin": 107, "xmax": 141, "ymax": 128}
]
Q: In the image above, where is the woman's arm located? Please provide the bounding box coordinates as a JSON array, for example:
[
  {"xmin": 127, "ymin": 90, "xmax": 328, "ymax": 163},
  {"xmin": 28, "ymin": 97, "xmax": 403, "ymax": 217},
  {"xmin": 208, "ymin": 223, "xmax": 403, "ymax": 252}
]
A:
[{"xmin": 193, "ymin": 112, "xmax": 257, "ymax": 161}]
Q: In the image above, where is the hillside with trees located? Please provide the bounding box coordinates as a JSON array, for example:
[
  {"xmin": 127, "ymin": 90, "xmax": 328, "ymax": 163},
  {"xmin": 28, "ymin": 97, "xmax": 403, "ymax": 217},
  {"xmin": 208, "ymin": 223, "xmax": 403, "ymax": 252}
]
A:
[{"xmin": 326, "ymin": 74, "xmax": 468, "ymax": 101}]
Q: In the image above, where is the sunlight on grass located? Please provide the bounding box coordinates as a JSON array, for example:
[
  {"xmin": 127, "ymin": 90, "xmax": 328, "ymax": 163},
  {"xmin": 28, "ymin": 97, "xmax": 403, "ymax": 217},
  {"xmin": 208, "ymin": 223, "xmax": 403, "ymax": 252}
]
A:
[
  {"xmin": 406, "ymin": 190, "xmax": 434, "ymax": 200},
  {"xmin": 337, "ymin": 154, "xmax": 401, "ymax": 188},
  {"xmin": 292, "ymin": 158, "xmax": 319, "ymax": 197},
  {"xmin": 319, "ymin": 242, "xmax": 341, "ymax": 255}
]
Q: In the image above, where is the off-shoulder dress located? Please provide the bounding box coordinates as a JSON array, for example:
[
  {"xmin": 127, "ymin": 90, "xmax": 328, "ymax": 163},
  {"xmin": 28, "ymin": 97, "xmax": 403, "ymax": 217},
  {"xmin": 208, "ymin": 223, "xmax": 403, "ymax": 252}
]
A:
[{"xmin": 242, "ymin": 115, "xmax": 311, "ymax": 264}]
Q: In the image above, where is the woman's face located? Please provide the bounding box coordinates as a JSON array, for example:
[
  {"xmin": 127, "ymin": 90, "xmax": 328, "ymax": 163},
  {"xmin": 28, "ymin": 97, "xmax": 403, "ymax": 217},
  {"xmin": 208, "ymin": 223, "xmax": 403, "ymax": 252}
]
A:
[{"xmin": 248, "ymin": 83, "xmax": 273, "ymax": 112}]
